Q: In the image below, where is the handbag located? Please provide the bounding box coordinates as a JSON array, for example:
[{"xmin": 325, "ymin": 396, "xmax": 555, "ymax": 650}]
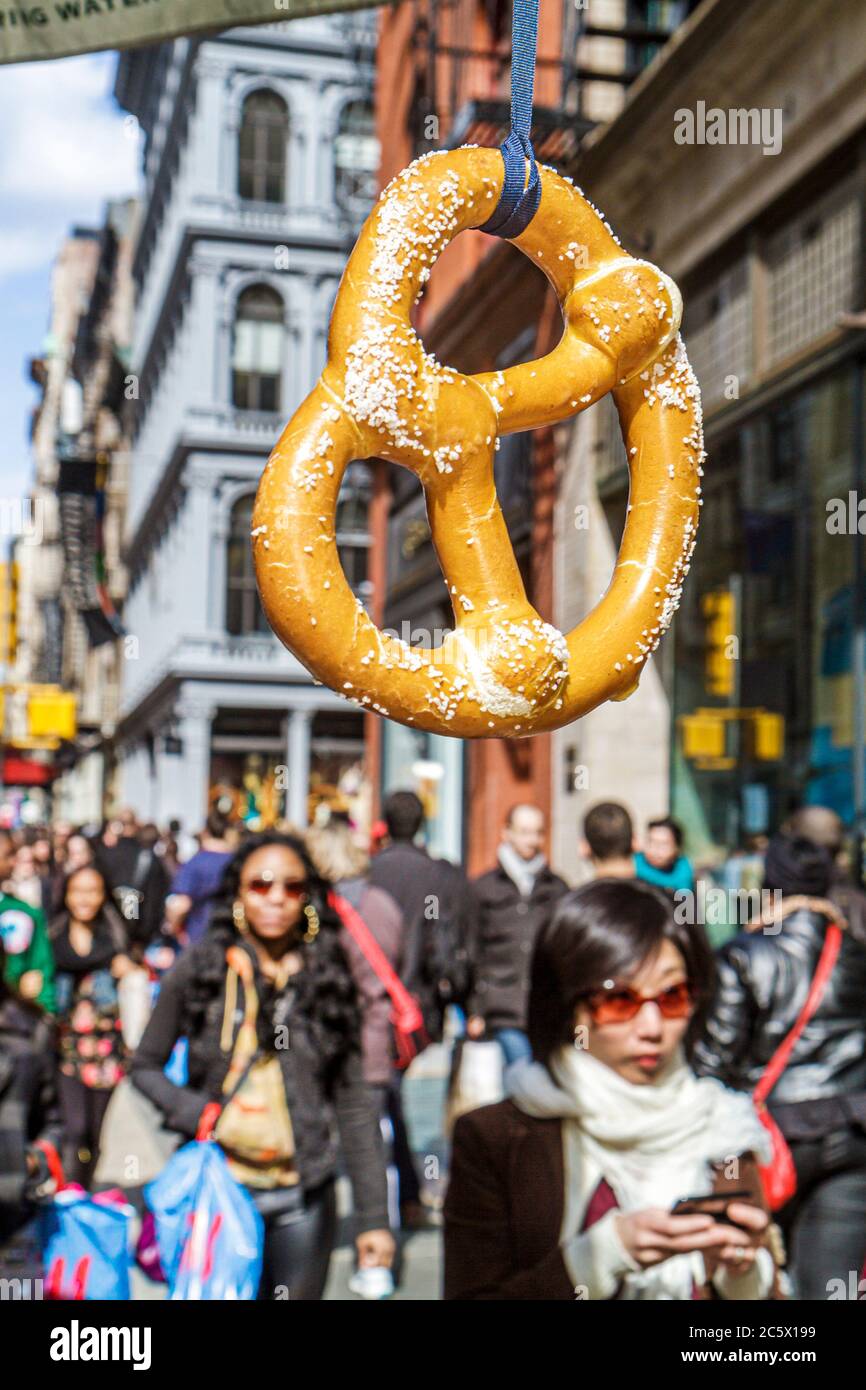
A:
[
  {"xmin": 330, "ymin": 890, "xmax": 429, "ymax": 1069},
  {"xmin": 753, "ymin": 920, "xmax": 843, "ymax": 1210},
  {"xmin": 206, "ymin": 945, "xmax": 298, "ymax": 1189}
]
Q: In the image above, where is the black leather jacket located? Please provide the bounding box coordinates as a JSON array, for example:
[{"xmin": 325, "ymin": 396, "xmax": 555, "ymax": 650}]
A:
[{"xmin": 693, "ymin": 902, "xmax": 866, "ymax": 1133}]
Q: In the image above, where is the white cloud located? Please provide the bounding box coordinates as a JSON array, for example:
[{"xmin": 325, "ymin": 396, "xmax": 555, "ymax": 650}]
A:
[{"xmin": 0, "ymin": 52, "xmax": 140, "ymax": 281}]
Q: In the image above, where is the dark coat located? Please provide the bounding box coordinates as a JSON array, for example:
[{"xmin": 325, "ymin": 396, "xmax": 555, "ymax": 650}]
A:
[
  {"xmin": 369, "ymin": 841, "xmax": 474, "ymax": 1034},
  {"xmin": 693, "ymin": 900, "xmax": 866, "ymax": 1138},
  {"xmin": 468, "ymin": 862, "xmax": 569, "ymax": 1031},
  {"xmin": 444, "ymin": 1099, "xmax": 773, "ymax": 1300},
  {"xmin": 131, "ymin": 937, "xmax": 389, "ymax": 1235},
  {"xmin": 96, "ymin": 839, "xmax": 170, "ymax": 950},
  {"xmin": 0, "ymin": 998, "xmax": 62, "ymax": 1240}
]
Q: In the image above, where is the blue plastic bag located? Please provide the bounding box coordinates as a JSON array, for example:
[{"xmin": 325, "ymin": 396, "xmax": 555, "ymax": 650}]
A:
[
  {"xmin": 145, "ymin": 1141, "xmax": 264, "ymax": 1300},
  {"xmin": 164, "ymin": 1037, "xmax": 189, "ymax": 1086},
  {"xmin": 39, "ymin": 1189, "xmax": 134, "ymax": 1300}
]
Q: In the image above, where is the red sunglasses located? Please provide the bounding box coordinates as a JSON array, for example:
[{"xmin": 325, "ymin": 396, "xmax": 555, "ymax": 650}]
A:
[
  {"xmin": 582, "ymin": 980, "xmax": 694, "ymax": 1026},
  {"xmin": 242, "ymin": 875, "xmax": 308, "ymax": 900}
]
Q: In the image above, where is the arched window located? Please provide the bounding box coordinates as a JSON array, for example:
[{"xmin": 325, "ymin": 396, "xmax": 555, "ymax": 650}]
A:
[
  {"xmin": 238, "ymin": 89, "xmax": 288, "ymax": 203},
  {"xmin": 334, "ymin": 100, "xmax": 379, "ymax": 215},
  {"xmin": 232, "ymin": 284, "xmax": 284, "ymax": 412},
  {"xmin": 336, "ymin": 463, "xmax": 373, "ymax": 600},
  {"xmin": 226, "ymin": 493, "xmax": 270, "ymax": 637}
]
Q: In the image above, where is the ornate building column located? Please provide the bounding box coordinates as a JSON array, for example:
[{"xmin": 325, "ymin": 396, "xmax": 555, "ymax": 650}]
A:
[
  {"xmin": 169, "ymin": 690, "xmax": 217, "ymax": 834},
  {"xmin": 285, "ymin": 707, "xmax": 313, "ymax": 828}
]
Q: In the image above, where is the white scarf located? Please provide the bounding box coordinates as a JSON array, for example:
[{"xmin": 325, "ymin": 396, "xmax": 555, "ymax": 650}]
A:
[
  {"xmin": 497, "ymin": 843, "xmax": 546, "ymax": 898},
  {"xmin": 508, "ymin": 1046, "xmax": 771, "ymax": 1299}
]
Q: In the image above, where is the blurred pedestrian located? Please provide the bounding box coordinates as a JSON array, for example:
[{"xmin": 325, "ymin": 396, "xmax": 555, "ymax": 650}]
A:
[
  {"xmin": 50, "ymin": 865, "xmax": 135, "ymax": 1188},
  {"xmin": 708, "ymin": 833, "xmax": 768, "ymax": 950},
  {"xmin": 786, "ymin": 806, "xmax": 866, "ymax": 948},
  {"xmin": 160, "ymin": 819, "xmax": 183, "ymax": 879},
  {"xmin": 10, "ymin": 844, "xmax": 46, "ymax": 913},
  {"xmin": 164, "ymin": 810, "xmax": 233, "ymax": 947},
  {"xmin": 51, "ymin": 822, "xmax": 74, "ymax": 868},
  {"xmin": 467, "ymin": 803, "xmax": 568, "ymax": 1065},
  {"xmin": 367, "ymin": 789, "xmax": 475, "ymax": 1228},
  {"xmin": 580, "ymin": 802, "xmax": 637, "ymax": 880},
  {"xmin": 0, "ymin": 939, "xmax": 62, "ymax": 1244},
  {"xmin": 369, "ymin": 790, "xmax": 473, "ymax": 1040},
  {"xmin": 64, "ymin": 833, "xmax": 95, "ymax": 877},
  {"xmin": 306, "ymin": 814, "xmax": 404, "ymax": 1095},
  {"xmin": 307, "ymin": 813, "xmax": 407, "ymax": 1277},
  {"xmin": 635, "ymin": 816, "xmax": 694, "ymax": 894},
  {"xmin": 0, "ymin": 830, "xmax": 55, "ymax": 1013},
  {"xmin": 97, "ymin": 810, "xmax": 170, "ymax": 954},
  {"xmin": 131, "ymin": 832, "xmax": 394, "ymax": 1300},
  {"xmin": 445, "ymin": 880, "xmax": 778, "ymax": 1300},
  {"xmin": 693, "ymin": 832, "xmax": 866, "ymax": 1299}
]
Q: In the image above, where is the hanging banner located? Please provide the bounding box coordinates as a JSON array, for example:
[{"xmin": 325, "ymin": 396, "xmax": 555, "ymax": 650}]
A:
[{"xmin": 0, "ymin": 0, "xmax": 382, "ymax": 67}]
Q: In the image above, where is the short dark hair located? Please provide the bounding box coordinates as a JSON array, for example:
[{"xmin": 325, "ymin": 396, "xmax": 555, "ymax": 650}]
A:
[
  {"xmin": 383, "ymin": 790, "xmax": 424, "ymax": 841},
  {"xmin": 763, "ymin": 833, "xmax": 833, "ymax": 899},
  {"xmin": 648, "ymin": 816, "xmax": 683, "ymax": 848},
  {"xmin": 527, "ymin": 878, "xmax": 714, "ymax": 1069},
  {"xmin": 584, "ymin": 802, "xmax": 633, "ymax": 860},
  {"xmin": 205, "ymin": 810, "xmax": 229, "ymax": 839}
]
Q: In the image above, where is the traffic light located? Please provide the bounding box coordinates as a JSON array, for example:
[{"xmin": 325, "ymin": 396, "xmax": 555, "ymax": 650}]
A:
[
  {"xmin": 680, "ymin": 712, "xmax": 726, "ymax": 759},
  {"xmin": 701, "ymin": 589, "xmax": 735, "ymax": 697},
  {"xmin": 748, "ymin": 710, "xmax": 785, "ymax": 761}
]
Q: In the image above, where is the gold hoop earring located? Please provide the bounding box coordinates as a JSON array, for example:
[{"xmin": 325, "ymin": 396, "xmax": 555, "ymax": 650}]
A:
[
  {"xmin": 302, "ymin": 901, "xmax": 320, "ymax": 944},
  {"xmin": 232, "ymin": 900, "xmax": 248, "ymax": 934}
]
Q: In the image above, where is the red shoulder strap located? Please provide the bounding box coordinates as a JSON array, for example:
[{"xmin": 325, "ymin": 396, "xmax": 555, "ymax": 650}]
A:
[
  {"xmin": 329, "ymin": 890, "xmax": 414, "ymax": 1014},
  {"xmin": 32, "ymin": 1138, "xmax": 65, "ymax": 1190},
  {"xmin": 753, "ymin": 922, "xmax": 843, "ymax": 1105}
]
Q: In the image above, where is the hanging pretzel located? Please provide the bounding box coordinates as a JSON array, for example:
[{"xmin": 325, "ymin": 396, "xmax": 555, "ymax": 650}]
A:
[{"xmin": 252, "ymin": 146, "xmax": 703, "ymax": 738}]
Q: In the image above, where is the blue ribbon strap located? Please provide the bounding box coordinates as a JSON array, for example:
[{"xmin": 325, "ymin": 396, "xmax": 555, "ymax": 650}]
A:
[{"xmin": 480, "ymin": 0, "xmax": 542, "ymax": 239}]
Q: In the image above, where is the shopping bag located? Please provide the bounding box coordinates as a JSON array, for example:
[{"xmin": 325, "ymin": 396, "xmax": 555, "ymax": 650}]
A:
[
  {"xmin": 117, "ymin": 968, "xmax": 153, "ymax": 1050},
  {"xmin": 39, "ymin": 1188, "xmax": 134, "ymax": 1300},
  {"xmin": 145, "ymin": 1140, "xmax": 264, "ymax": 1300},
  {"xmin": 445, "ymin": 1039, "xmax": 504, "ymax": 1134},
  {"xmin": 94, "ymin": 1079, "xmax": 182, "ymax": 1188}
]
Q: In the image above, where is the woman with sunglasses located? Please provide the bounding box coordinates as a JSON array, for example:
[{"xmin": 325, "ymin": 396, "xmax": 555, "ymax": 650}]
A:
[
  {"xmin": 131, "ymin": 832, "xmax": 394, "ymax": 1299},
  {"xmin": 444, "ymin": 879, "xmax": 779, "ymax": 1300}
]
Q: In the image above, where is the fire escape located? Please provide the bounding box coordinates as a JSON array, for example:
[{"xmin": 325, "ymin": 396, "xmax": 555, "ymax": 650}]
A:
[{"xmin": 408, "ymin": 0, "xmax": 702, "ymax": 168}]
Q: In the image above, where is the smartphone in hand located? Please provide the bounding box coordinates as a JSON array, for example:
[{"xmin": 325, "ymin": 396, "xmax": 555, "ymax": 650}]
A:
[{"xmin": 671, "ymin": 1190, "xmax": 758, "ymax": 1229}]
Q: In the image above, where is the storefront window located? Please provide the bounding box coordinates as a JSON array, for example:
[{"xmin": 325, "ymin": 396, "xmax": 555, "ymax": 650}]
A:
[
  {"xmin": 381, "ymin": 721, "xmax": 464, "ymax": 863},
  {"xmin": 672, "ymin": 364, "xmax": 861, "ymax": 855}
]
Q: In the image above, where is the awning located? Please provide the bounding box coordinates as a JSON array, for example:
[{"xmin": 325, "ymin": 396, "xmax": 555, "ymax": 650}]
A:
[
  {"xmin": 2, "ymin": 754, "xmax": 58, "ymax": 786},
  {"xmin": 0, "ymin": 0, "xmax": 387, "ymax": 67}
]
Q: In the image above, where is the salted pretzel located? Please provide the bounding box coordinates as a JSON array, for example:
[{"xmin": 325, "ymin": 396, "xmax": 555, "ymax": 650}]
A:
[{"xmin": 252, "ymin": 145, "xmax": 703, "ymax": 738}]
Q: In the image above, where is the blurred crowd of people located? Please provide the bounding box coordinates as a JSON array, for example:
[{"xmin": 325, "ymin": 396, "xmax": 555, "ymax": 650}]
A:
[{"xmin": 1, "ymin": 791, "xmax": 865, "ymax": 1300}]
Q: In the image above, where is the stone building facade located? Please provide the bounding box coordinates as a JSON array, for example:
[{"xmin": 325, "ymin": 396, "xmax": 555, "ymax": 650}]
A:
[{"xmin": 114, "ymin": 14, "xmax": 379, "ymax": 836}]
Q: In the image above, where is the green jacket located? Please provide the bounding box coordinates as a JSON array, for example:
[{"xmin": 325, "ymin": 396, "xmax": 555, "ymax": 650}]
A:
[{"xmin": 0, "ymin": 893, "xmax": 55, "ymax": 1013}]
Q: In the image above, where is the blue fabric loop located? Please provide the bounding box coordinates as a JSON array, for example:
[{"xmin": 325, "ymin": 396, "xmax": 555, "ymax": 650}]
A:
[
  {"xmin": 480, "ymin": 0, "xmax": 542, "ymax": 240},
  {"xmin": 480, "ymin": 129, "xmax": 541, "ymax": 239}
]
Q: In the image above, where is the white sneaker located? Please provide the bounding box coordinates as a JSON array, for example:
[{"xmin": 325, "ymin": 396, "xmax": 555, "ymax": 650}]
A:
[{"xmin": 348, "ymin": 1266, "xmax": 394, "ymax": 1300}]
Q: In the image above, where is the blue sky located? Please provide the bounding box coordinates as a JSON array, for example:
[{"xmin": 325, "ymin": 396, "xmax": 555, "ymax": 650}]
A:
[{"xmin": 0, "ymin": 52, "xmax": 141, "ymax": 498}]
